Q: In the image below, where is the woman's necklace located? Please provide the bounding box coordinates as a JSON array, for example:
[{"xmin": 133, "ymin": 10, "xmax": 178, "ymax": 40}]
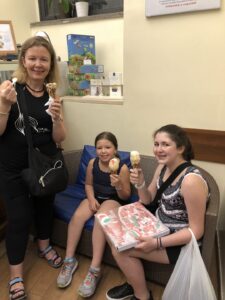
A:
[{"xmin": 26, "ymin": 83, "xmax": 45, "ymax": 93}]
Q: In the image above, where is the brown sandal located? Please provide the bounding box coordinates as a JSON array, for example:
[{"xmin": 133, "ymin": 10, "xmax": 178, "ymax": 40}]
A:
[
  {"xmin": 9, "ymin": 277, "xmax": 27, "ymax": 300},
  {"xmin": 38, "ymin": 245, "xmax": 63, "ymax": 268}
]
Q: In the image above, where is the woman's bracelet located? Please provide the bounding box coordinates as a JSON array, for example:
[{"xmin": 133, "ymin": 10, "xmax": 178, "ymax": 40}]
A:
[
  {"xmin": 156, "ymin": 237, "xmax": 164, "ymax": 250},
  {"xmin": 135, "ymin": 181, "xmax": 146, "ymax": 189}
]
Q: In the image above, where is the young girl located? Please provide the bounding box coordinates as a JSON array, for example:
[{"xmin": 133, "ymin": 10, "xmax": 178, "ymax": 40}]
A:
[
  {"xmin": 106, "ymin": 124, "xmax": 209, "ymax": 300},
  {"xmin": 57, "ymin": 131, "xmax": 131, "ymax": 297}
]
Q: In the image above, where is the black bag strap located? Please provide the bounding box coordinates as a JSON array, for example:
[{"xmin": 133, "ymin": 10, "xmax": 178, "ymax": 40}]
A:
[
  {"xmin": 16, "ymin": 83, "xmax": 34, "ymax": 149},
  {"xmin": 153, "ymin": 161, "xmax": 192, "ymax": 203}
]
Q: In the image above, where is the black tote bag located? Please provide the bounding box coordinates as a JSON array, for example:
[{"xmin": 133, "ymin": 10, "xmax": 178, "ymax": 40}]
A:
[{"xmin": 17, "ymin": 84, "xmax": 68, "ymax": 197}]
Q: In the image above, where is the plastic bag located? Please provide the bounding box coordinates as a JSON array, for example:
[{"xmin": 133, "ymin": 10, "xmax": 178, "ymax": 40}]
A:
[{"xmin": 162, "ymin": 228, "xmax": 217, "ymax": 300}]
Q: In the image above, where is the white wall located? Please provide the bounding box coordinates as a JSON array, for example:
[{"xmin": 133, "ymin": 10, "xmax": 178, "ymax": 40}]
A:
[{"xmin": 0, "ymin": 0, "xmax": 38, "ymax": 44}]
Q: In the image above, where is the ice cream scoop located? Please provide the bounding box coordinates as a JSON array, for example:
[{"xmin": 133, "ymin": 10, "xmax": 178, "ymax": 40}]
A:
[
  {"xmin": 46, "ymin": 82, "xmax": 57, "ymax": 98},
  {"xmin": 109, "ymin": 158, "xmax": 120, "ymax": 174},
  {"xmin": 130, "ymin": 151, "xmax": 141, "ymax": 168},
  {"xmin": 45, "ymin": 82, "xmax": 57, "ymax": 116}
]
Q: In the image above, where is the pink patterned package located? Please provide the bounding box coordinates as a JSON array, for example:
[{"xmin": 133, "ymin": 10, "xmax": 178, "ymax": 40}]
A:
[{"xmin": 95, "ymin": 202, "xmax": 170, "ymax": 252}]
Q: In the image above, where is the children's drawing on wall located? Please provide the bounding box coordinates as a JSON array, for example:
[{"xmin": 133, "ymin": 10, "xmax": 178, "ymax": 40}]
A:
[{"xmin": 146, "ymin": 0, "xmax": 221, "ymax": 16}]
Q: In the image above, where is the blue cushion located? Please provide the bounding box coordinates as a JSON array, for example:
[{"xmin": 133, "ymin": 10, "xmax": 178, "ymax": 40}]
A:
[
  {"xmin": 54, "ymin": 183, "xmax": 94, "ymax": 231},
  {"xmin": 75, "ymin": 145, "xmax": 97, "ymax": 185}
]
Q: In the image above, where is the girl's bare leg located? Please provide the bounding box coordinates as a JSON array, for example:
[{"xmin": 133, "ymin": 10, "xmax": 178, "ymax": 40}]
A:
[
  {"xmin": 91, "ymin": 200, "xmax": 120, "ymax": 268},
  {"xmin": 65, "ymin": 199, "xmax": 93, "ymax": 258},
  {"xmin": 111, "ymin": 242, "xmax": 169, "ymax": 299}
]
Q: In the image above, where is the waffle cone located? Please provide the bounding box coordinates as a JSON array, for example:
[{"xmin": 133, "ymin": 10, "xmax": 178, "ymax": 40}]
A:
[{"xmin": 132, "ymin": 163, "xmax": 139, "ymax": 169}]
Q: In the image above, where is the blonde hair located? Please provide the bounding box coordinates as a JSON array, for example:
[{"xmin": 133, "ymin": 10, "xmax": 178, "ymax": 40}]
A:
[{"xmin": 13, "ymin": 36, "xmax": 60, "ymax": 85}]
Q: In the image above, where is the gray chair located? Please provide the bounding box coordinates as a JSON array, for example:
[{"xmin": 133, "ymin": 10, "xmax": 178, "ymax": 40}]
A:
[{"xmin": 217, "ymin": 229, "xmax": 225, "ymax": 300}]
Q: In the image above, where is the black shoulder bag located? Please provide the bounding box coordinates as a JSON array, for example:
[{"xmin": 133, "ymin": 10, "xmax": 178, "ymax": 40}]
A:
[
  {"xmin": 18, "ymin": 85, "xmax": 69, "ymax": 197},
  {"xmin": 147, "ymin": 161, "xmax": 192, "ymax": 214}
]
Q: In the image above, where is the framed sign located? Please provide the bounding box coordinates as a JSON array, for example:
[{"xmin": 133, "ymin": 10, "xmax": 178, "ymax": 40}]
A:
[
  {"xmin": 146, "ymin": 0, "xmax": 221, "ymax": 17},
  {"xmin": 0, "ymin": 21, "xmax": 17, "ymax": 56}
]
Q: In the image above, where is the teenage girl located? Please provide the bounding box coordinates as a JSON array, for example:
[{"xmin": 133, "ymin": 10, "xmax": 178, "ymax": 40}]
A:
[{"xmin": 106, "ymin": 124, "xmax": 209, "ymax": 300}]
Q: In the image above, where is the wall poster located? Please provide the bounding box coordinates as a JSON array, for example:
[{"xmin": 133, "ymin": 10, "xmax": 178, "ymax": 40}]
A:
[{"xmin": 146, "ymin": 0, "xmax": 221, "ymax": 17}]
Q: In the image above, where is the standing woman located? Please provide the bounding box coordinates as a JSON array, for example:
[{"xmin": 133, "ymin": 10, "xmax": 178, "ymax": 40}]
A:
[
  {"xmin": 106, "ymin": 124, "xmax": 209, "ymax": 300},
  {"xmin": 0, "ymin": 36, "xmax": 66, "ymax": 300}
]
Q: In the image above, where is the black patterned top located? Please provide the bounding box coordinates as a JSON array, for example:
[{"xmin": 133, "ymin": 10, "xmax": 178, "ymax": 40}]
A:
[
  {"xmin": 155, "ymin": 165, "xmax": 208, "ymax": 233},
  {"xmin": 0, "ymin": 83, "xmax": 57, "ymax": 172}
]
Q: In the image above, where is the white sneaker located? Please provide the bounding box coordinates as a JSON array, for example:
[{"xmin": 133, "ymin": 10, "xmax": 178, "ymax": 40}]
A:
[
  {"xmin": 57, "ymin": 257, "xmax": 78, "ymax": 288},
  {"xmin": 78, "ymin": 267, "xmax": 101, "ymax": 297}
]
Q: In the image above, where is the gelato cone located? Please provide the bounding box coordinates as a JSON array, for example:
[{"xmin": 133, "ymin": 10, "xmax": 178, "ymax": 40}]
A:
[
  {"xmin": 109, "ymin": 158, "xmax": 120, "ymax": 174},
  {"xmin": 130, "ymin": 151, "xmax": 140, "ymax": 168},
  {"xmin": 46, "ymin": 82, "xmax": 57, "ymax": 98}
]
